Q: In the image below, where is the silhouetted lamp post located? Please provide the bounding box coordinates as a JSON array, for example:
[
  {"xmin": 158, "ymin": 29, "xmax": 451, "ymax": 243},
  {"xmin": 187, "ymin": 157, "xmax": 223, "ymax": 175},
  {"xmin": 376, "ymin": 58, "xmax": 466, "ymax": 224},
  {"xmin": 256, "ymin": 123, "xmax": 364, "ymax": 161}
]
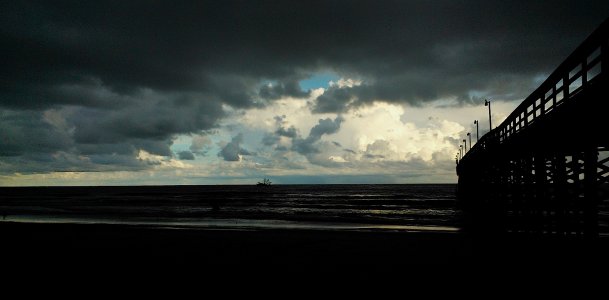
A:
[
  {"xmin": 467, "ymin": 133, "xmax": 471, "ymax": 151},
  {"xmin": 463, "ymin": 139, "xmax": 467, "ymax": 153},
  {"xmin": 459, "ymin": 145, "xmax": 463, "ymax": 159},
  {"xmin": 484, "ymin": 99, "xmax": 492, "ymax": 131},
  {"xmin": 473, "ymin": 120, "xmax": 479, "ymax": 142}
]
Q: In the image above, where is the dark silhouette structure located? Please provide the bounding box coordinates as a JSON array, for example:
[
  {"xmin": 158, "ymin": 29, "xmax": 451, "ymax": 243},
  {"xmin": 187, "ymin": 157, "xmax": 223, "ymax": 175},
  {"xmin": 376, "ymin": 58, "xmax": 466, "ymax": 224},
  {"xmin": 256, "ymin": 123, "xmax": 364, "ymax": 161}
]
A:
[{"xmin": 457, "ymin": 19, "xmax": 609, "ymax": 237}]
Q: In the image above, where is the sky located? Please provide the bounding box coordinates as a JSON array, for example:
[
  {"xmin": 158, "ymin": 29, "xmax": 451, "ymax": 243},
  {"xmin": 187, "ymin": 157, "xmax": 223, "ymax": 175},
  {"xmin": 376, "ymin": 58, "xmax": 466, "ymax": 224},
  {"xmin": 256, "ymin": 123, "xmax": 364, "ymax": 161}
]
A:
[{"xmin": 1, "ymin": 0, "xmax": 608, "ymax": 186}]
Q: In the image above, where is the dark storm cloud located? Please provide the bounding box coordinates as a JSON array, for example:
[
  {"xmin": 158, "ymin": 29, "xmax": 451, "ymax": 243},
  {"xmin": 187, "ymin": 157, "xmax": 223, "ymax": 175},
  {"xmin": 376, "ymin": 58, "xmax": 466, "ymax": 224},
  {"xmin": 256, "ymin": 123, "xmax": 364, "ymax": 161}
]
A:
[
  {"xmin": 261, "ymin": 133, "xmax": 280, "ymax": 146},
  {"xmin": 292, "ymin": 116, "xmax": 344, "ymax": 155},
  {"xmin": 1, "ymin": 0, "xmax": 608, "ymax": 173},
  {"xmin": 0, "ymin": 152, "xmax": 148, "ymax": 174},
  {"xmin": 307, "ymin": 117, "xmax": 344, "ymax": 142},
  {"xmin": 262, "ymin": 115, "xmax": 345, "ymax": 166},
  {"xmin": 259, "ymin": 80, "xmax": 310, "ymax": 100},
  {"xmin": 218, "ymin": 133, "xmax": 251, "ymax": 161},
  {"xmin": 313, "ymin": 86, "xmax": 354, "ymax": 113},
  {"xmin": 67, "ymin": 93, "xmax": 223, "ymax": 146},
  {"xmin": 262, "ymin": 121, "xmax": 298, "ymax": 146},
  {"xmin": 177, "ymin": 151, "xmax": 195, "ymax": 160},
  {"xmin": 3, "ymin": 1, "xmax": 607, "ymax": 107},
  {"xmin": 276, "ymin": 126, "xmax": 298, "ymax": 138},
  {"xmin": 0, "ymin": 110, "xmax": 72, "ymax": 157}
]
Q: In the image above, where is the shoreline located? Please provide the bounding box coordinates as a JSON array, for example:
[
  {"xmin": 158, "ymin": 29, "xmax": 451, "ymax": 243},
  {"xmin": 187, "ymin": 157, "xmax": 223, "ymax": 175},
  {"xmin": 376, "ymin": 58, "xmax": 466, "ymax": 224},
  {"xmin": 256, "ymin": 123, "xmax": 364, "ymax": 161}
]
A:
[{"xmin": 0, "ymin": 214, "xmax": 461, "ymax": 233}]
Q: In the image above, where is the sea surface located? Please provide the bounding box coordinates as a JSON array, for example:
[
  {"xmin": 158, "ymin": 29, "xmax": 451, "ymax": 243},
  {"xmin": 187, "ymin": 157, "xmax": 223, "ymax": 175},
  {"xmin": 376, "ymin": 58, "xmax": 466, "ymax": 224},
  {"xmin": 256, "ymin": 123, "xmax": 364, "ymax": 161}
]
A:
[{"xmin": 0, "ymin": 184, "xmax": 460, "ymax": 232}]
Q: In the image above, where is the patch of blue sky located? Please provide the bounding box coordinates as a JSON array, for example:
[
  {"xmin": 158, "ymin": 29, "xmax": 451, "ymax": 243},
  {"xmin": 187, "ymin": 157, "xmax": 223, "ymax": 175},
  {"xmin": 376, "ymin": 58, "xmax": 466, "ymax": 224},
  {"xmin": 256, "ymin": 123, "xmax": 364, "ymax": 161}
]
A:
[
  {"xmin": 170, "ymin": 134, "xmax": 219, "ymax": 161},
  {"xmin": 170, "ymin": 135, "xmax": 193, "ymax": 153},
  {"xmin": 299, "ymin": 72, "xmax": 340, "ymax": 91}
]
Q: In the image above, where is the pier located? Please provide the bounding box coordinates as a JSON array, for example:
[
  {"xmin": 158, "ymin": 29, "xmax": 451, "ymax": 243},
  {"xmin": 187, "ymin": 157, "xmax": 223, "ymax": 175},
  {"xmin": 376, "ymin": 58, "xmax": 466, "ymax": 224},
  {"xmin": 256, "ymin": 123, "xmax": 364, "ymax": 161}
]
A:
[{"xmin": 457, "ymin": 19, "xmax": 609, "ymax": 237}]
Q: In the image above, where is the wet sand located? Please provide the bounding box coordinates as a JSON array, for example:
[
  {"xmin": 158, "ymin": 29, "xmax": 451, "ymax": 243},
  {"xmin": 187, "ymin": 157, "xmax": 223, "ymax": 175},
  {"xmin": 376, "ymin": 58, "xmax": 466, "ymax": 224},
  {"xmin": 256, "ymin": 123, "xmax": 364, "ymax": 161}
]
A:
[
  {"xmin": 1, "ymin": 222, "xmax": 471, "ymax": 267},
  {"xmin": 2, "ymin": 221, "xmax": 608, "ymax": 284}
]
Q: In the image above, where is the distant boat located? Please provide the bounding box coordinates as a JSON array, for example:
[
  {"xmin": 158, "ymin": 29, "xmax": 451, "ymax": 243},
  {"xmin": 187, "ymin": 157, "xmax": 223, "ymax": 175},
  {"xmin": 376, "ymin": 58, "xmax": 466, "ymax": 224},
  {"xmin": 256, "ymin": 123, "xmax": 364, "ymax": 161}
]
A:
[{"xmin": 257, "ymin": 178, "xmax": 272, "ymax": 186}]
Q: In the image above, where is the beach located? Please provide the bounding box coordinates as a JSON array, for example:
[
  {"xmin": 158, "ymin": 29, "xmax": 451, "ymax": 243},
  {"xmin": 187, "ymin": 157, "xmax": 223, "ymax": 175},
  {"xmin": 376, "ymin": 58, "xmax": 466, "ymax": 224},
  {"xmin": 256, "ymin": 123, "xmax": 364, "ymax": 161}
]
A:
[
  {"xmin": 1, "ymin": 222, "xmax": 471, "ymax": 268},
  {"xmin": 2, "ymin": 221, "xmax": 608, "ymax": 283},
  {"xmin": 2, "ymin": 184, "xmax": 609, "ymax": 285}
]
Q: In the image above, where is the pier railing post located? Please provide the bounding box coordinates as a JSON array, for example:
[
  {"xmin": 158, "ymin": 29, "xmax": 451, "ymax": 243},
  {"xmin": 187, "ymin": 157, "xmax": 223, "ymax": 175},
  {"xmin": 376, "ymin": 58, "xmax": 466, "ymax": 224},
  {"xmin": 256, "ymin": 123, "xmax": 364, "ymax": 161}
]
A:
[
  {"xmin": 583, "ymin": 148, "xmax": 599, "ymax": 238},
  {"xmin": 533, "ymin": 154, "xmax": 546, "ymax": 234},
  {"xmin": 554, "ymin": 153, "xmax": 568, "ymax": 235}
]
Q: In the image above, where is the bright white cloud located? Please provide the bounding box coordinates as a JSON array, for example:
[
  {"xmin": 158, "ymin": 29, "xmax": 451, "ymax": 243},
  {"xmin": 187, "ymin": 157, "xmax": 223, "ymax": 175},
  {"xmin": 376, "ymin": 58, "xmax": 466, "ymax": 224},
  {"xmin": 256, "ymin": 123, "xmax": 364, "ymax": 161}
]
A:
[
  {"xmin": 219, "ymin": 82, "xmax": 482, "ymax": 181},
  {"xmin": 333, "ymin": 102, "xmax": 464, "ymax": 162},
  {"xmin": 329, "ymin": 78, "xmax": 362, "ymax": 88}
]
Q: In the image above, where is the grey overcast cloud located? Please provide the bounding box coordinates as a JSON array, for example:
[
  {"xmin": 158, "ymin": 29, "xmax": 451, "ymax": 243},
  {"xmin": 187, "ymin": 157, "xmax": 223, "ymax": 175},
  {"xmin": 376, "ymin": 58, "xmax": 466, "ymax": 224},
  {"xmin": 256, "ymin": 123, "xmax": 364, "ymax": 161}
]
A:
[{"xmin": 1, "ymin": 1, "xmax": 608, "ymax": 185}]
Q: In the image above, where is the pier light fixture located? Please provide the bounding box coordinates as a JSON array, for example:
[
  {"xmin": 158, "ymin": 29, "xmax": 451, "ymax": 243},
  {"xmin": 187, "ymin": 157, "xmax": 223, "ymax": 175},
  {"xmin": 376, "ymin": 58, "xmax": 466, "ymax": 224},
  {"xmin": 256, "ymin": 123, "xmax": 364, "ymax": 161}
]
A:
[
  {"xmin": 484, "ymin": 99, "xmax": 492, "ymax": 131},
  {"xmin": 474, "ymin": 120, "xmax": 479, "ymax": 142},
  {"xmin": 467, "ymin": 133, "xmax": 471, "ymax": 151},
  {"xmin": 463, "ymin": 139, "xmax": 467, "ymax": 153}
]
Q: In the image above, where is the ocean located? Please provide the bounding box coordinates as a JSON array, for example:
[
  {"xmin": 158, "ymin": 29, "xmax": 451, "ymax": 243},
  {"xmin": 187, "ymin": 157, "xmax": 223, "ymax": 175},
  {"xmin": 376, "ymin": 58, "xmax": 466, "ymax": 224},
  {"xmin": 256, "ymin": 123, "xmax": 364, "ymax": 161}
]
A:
[{"xmin": 0, "ymin": 184, "xmax": 460, "ymax": 232}]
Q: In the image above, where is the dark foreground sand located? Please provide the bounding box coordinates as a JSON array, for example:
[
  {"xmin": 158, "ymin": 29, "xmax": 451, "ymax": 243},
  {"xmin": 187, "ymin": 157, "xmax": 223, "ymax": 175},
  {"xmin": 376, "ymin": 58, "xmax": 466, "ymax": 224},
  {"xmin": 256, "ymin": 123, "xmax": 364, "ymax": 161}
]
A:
[{"xmin": 2, "ymin": 222, "xmax": 608, "ymax": 285}]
